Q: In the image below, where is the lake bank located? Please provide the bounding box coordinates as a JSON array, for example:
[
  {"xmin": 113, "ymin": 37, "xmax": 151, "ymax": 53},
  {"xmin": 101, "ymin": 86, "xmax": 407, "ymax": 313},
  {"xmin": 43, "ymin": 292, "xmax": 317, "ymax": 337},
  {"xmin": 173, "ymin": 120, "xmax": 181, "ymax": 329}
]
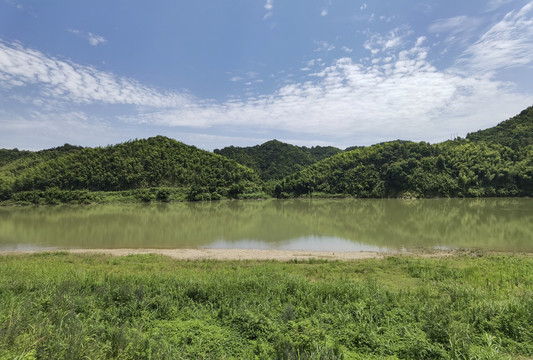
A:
[{"xmin": 0, "ymin": 247, "xmax": 464, "ymax": 261}]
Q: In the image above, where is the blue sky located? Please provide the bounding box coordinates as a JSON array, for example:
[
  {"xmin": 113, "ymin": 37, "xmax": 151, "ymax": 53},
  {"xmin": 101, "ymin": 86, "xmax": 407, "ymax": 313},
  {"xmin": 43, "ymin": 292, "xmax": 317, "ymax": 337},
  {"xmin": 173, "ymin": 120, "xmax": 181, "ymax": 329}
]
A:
[{"xmin": 1, "ymin": 0, "xmax": 532, "ymax": 151}]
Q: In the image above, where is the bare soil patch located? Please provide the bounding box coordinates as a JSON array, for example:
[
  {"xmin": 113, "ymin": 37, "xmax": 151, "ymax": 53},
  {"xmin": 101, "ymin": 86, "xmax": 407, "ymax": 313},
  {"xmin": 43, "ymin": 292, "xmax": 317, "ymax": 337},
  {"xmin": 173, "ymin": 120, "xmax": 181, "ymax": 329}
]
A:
[{"xmin": 1, "ymin": 247, "xmax": 459, "ymax": 261}]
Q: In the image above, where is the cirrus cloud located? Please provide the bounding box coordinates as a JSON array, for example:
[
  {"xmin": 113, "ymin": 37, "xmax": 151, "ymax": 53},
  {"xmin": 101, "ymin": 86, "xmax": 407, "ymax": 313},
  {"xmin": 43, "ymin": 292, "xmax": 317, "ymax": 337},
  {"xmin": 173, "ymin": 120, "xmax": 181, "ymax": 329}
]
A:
[{"xmin": 458, "ymin": 2, "xmax": 533, "ymax": 72}]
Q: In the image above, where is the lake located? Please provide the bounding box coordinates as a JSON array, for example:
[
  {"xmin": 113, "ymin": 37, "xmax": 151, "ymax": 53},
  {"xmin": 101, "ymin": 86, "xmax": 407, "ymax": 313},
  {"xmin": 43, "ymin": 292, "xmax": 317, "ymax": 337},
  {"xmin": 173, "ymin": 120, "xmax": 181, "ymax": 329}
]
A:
[{"xmin": 1, "ymin": 198, "xmax": 532, "ymax": 252}]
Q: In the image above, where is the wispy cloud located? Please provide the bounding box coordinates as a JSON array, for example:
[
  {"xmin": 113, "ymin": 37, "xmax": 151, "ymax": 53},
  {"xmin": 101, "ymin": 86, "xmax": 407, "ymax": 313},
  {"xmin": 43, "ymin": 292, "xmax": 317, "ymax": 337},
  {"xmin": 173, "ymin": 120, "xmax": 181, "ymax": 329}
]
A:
[
  {"xmin": 486, "ymin": 0, "xmax": 513, "ymax": 12},
  {"xmin": 68, "ymin": 29, "xmax": 107, "ymax": 46},
  {"xmin": 364, "ymin": 26, "xmax": 412, "ymax": 55},
  {"xmin": 459, "ymin": 1, "xmax": 533, "ymax": 72},
  {"xmin": 429, "ymin": 16, "xmax": 483, "ymax": 46},
  {"xmin": 3, "ymin": 0, "xmax": 36, "ymax": 17},
  {"xmin": 263, "ymin": 0, "xmax": 274, "ymax": 19},
  {"xmin": 429, "ymin": 16, "xmax": 476, "ymax": 33},
  {"xmin": 314, "ymin": 40, "xmax": 335, "ymax": 52},
  {"xmin": 228, "ymin": 71, "xmax": 261, "ymax": 84},
  {"xmin": 0, "ymin": 41, "xmax": 188, "ymax": 107}
]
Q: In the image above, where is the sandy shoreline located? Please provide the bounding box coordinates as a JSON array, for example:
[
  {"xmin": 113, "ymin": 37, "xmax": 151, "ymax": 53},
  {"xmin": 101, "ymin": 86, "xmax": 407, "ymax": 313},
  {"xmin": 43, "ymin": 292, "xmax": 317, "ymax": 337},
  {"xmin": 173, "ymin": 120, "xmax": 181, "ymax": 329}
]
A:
[{"xmin": 0, "ymin": 248, "xmax": 459, "ymax": 261}]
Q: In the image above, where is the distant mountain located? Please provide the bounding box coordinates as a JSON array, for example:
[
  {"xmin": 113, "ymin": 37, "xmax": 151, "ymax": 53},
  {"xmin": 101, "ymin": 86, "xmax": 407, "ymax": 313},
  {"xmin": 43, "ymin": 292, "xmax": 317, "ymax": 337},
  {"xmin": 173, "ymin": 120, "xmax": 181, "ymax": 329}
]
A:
[
  {"xmin": 0, "ymin": 136, "xmax": 259, "ymax": 201},
  {"xmin": 467, "ymin": 105, "xmax": 533, "ymax": 149},
  {"xmin": 214, "ymin": 140, "xmax": 342, "ymax": 180}
]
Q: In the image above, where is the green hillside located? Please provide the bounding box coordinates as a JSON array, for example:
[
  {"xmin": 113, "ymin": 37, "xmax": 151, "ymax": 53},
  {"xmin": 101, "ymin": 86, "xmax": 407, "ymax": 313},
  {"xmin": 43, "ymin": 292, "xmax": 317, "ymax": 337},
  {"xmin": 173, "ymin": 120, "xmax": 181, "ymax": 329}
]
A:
[
  {"xmin": 0, "ymin": 136, "xmax": 260, "ymax": 203},
  {"xmin": 272, "ymin": 106, "xmax": 533, "ymax": 199},
  {"xmin": 466, "ymin": 105, "xmax": 533, "ymax": 149},
  {"xmin": 0, "ymin": 144, "xmax": 83, "ymax": 169},
  {"xmin": 0, "ymin": 148, "xmax": 32, "ymax": 167},
  {"xmin": 214, "ymin": 140, "xmax": 341, "ymax": 180},
  {"xmin": 2, "ymin": 106, "xmax": 533, "ymax": 204},
  {"xmin": 277, "ymin": 139, "xmax": 533, "ymax": 199}
]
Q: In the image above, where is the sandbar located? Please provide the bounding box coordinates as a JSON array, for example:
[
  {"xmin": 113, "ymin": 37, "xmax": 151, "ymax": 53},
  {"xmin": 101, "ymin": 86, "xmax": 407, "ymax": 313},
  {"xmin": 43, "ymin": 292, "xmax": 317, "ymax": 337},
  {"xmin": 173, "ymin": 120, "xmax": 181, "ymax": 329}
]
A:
[{"xmin": 0, "ymin": 248, "xmax": 459, "ymax": 261}]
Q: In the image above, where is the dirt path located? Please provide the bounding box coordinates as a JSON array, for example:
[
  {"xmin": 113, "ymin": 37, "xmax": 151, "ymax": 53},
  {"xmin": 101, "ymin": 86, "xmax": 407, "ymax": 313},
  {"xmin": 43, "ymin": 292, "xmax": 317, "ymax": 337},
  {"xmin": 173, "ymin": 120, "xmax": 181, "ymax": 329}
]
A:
[{"xmin": 1, "ymin": 248, "xmax": 458, "ymax": 261}]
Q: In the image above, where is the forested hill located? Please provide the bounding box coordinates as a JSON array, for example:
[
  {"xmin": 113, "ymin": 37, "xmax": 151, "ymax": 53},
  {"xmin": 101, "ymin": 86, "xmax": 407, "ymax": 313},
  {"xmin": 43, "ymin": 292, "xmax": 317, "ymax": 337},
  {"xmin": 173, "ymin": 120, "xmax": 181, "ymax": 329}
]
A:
[
  {"xmin": 277, "ymin": 138, "xmax": 533, "ymax": 198},
  {"xmin": 466, "ymin": 105, "xmax": 533, "ymax": 149},
  {"xmin": 272, "ymin": 106, "xmax": 533, "ymax": 199},
  {"xmin": 0, "ymin": 144, "xmax": 83, "ymax": 167},
  {"xmin": 0, "ymin": 136, "xmax": 259, "ymax": 202},
  {"xmin": 1, "ymin": 106, "xmax": 533, "ymax": 204},
  {"xmin": 214, "ymin": 140, "xmax": 342, "ymax": 180}
]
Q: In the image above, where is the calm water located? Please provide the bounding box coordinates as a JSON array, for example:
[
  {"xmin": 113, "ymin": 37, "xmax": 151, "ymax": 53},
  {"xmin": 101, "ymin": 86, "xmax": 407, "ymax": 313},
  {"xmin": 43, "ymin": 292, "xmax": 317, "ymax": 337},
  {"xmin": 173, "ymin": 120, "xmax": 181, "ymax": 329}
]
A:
[{"xmin": 1, "ymin": 198, "xmax": 532, "ymax": 252}]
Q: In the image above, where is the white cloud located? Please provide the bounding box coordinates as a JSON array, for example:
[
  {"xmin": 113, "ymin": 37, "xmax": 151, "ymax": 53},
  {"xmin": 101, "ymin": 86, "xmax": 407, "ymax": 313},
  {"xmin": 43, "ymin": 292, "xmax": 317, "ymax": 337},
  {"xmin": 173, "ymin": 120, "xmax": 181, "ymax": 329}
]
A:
[
  {"xmin": 117, "ymin": 39, "xmax": 530, "ymax": 144},
  {"xmin": 1, "ymin": 15, "xmax": 532, "ymax": 150},
  {"xmin": 68, "ymin": 29, "xmax": 107, "ymax": 46},
  {"xmin": 87, "ymin": 33, "xmax": 107, "ymax": 46},
  {"xmin": 321, "ymin": 9, "xmax": 328, "ymax": 16},
  {"xmin": 429, "ymin": 16, "xmax": 483, "ymax": 46},
  {"xmin": 429, "ymin": 16, "xmax": 469, "ymax": 33},
  {"xmin": 380, "ymin": 15, "xmax": 394, "ymax": 22},
  {"xmin": 342, "ymin": 46, "xmax": 353, "ymax": 53},
  {"xmin": 0, "ymin": 109, "xmax": 118, "ymax": 150},
  {"xmin": 264, "ymin": 0, "xmax": 273, "ymax": 10},
  {"xmin": 314, "ymin": 40, "xmax": 335, "ymax": 52},
  {"xmin": 458, "ymin": 1, "xmax": 533, "ymax": 72},
  {"xmin": 263, "ymin": 0, "xmax": 274, "ymax": 18},
  {"xmin": 360, "ymin": 3, "xmax": 367, "ymax": 10},
  {"xmin": 4, "ymin": 0, "xmax": 36, "ymax": 17},
  {"xmin": 0, "ymin": 41, "xmax": 190, "ymax": 107},
  {"xmin": 229, "ymin": 72, "xmax": 260, "ymax": 83},
  {"xmin": 364, "ymin": 27, "xmax": 412, "ymax": 55},
  {"xmin": 486, "ymin": 0, "xmax": 513, "ymax": 12}
]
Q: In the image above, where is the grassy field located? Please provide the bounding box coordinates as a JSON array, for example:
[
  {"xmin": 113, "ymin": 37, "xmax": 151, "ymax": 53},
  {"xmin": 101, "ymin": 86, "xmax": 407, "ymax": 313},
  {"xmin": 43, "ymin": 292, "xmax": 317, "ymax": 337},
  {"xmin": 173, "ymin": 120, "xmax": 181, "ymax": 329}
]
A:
[{"xmin": 0, "ymin": 253, "xmax": 532, "ymax": 359}]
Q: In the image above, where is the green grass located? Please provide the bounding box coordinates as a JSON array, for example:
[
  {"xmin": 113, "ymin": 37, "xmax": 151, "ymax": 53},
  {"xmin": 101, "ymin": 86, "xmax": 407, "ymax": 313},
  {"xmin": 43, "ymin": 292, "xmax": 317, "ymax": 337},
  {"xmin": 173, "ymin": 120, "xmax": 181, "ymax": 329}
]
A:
[{"xmin": 1, "ymin": 253, "xmax": 532, "ymax": 359}]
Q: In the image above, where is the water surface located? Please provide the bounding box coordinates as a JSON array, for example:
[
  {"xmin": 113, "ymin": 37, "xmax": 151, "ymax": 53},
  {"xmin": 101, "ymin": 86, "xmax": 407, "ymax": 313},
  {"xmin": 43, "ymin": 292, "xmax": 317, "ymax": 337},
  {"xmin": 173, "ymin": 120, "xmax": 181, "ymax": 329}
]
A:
[{"xmin": 1, "ymin": 198, "xmax": 532, "ymax": 252}]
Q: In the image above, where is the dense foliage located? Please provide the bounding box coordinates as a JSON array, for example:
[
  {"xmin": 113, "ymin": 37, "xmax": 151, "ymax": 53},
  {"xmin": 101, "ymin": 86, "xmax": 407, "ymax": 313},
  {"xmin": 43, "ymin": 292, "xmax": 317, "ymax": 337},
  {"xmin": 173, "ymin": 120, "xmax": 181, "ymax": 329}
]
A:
[
  {"xmin": 277, "ymin": 140, "xmax": 533, "ymax": 198},
  {"xmin": 0, "ymin": 149, "xmax": 32, "ymax": 167},
  {"xmin": 0, "ymin": 144, "xmax": 85, "ymax": 202},
  {"xmin": 467, "ymin": 106, "xmax": 533, "ymax": 149},
  {"xmin": 274, "ymin": 106, "xmax": 533, "ymax": 198},
  {"xmin": 0, "ymin": 144, "xmax": 83, "ymax": 167},
  {"xmin": 0, "ymin": 136, "xmax": 259, "ymax": 202},
  {"xmin": 1, "ymin": 253, "xmax": 532, "ymax": 359},
  {"xmin": 214, "ymin": 140, "xmax": 342, "ymax": 180},
  {"xmin": 2, "ymin": 106, "xmax": 533, "ymax": 203}
]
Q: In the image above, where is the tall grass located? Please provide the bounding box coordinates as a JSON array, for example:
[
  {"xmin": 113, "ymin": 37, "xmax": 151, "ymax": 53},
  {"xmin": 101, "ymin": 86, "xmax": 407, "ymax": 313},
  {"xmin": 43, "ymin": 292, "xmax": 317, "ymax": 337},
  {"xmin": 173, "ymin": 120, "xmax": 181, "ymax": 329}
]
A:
[{"xmin": 0, "ymin": 253, "xmax": 532, "ymax": 359}]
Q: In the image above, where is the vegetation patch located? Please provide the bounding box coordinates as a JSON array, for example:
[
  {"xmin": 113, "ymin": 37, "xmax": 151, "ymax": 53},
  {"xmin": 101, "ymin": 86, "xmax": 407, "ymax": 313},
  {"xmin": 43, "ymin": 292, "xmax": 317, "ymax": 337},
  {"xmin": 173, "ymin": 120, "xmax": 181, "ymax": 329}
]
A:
[
  {"xmin": 1, "ymin": 106, "xmax": 533, "ymax": 204},
  {"xmin": 1, "ymin": 253, "xmax": 532, "ymax": 359}
]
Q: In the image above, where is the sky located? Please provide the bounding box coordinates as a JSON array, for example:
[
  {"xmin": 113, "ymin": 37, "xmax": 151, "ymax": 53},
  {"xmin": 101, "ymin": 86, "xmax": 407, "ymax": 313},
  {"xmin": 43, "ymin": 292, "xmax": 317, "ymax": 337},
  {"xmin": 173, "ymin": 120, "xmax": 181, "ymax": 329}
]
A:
[{"xmin": 1, "ymin": 0, "xmax": 533, "ymax": 151}]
